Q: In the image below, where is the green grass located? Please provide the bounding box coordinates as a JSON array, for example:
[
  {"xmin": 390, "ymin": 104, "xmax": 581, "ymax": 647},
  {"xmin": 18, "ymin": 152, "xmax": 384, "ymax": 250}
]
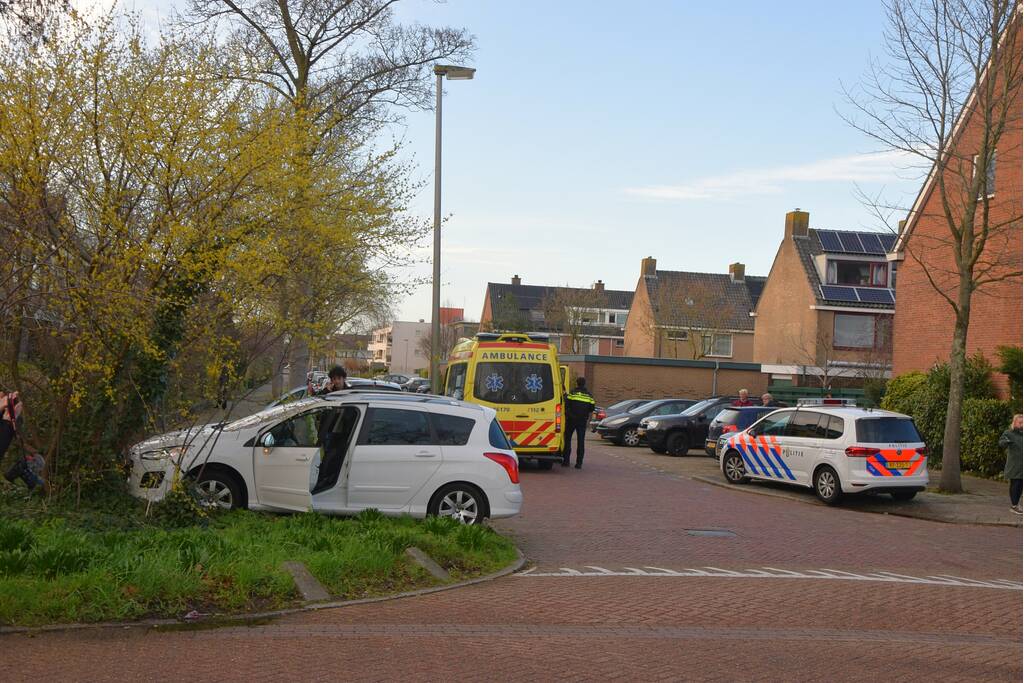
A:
[{"xmin": 0, "ymin": 486, "xmax": 517, "ymax": 627}]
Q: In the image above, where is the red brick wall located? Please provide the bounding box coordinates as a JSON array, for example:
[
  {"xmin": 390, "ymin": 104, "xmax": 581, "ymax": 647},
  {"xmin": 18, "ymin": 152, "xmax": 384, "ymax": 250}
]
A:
[{"xmin": 892, "ymin": 29, "xmax": 1022, "ymax": 398}]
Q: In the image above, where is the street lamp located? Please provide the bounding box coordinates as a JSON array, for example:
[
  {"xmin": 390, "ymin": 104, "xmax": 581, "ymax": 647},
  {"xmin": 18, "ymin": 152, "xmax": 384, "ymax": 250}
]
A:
[{"xmin": 431, "ymin": 63, "xmax": 476, "ymax": 393}]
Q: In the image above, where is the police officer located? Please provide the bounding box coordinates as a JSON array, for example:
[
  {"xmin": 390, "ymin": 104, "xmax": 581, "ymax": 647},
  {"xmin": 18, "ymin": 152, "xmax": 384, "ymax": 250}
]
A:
[{"xmin": 563, "ymin": 377, "xmax": 596, "ymax": 469}]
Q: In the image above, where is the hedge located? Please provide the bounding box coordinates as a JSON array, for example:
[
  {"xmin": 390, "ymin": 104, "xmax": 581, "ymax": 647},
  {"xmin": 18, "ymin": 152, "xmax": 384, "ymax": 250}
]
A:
[{"xmin": 960, "ymin": 399, "xmax": 1015, "ymax": 477}]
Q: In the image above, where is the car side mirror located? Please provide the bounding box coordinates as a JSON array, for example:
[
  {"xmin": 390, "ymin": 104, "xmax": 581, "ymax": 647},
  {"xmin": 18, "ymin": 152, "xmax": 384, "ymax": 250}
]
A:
[{"xmin": 261, "ymin": 432, "xmax": 275, "ymax": 450}]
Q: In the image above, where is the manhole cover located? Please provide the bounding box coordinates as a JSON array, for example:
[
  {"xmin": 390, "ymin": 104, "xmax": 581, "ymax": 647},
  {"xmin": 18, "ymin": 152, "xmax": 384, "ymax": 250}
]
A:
[{"xmin": 685, "ymin": 529, "xmax": 736, "ymax": 538}]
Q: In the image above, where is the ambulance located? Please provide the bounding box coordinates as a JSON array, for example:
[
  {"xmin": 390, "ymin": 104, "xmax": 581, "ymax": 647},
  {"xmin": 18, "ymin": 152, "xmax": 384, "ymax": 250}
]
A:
[{"xmin": 443, "ymin": 332, "xmax": 566, "ymax": 469}]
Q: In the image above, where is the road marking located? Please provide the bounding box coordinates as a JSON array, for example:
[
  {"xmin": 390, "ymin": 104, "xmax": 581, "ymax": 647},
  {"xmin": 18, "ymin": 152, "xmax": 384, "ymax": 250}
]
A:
[{"xmin": 515, "ymin": 565, "xmax": 1021, "ymax": 590}]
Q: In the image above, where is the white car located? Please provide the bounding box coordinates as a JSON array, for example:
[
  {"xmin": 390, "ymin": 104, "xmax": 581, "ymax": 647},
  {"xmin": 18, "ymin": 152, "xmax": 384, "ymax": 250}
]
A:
[
  {"xmin": 718, "ymin": 400, "xmax": 928, "ymax": 505},
  {"xmin": 127, "ymin": 392, "xmax": 522, "ymax": 524}
]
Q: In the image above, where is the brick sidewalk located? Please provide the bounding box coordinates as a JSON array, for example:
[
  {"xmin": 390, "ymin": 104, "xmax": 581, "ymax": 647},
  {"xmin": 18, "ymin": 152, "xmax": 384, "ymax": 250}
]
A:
[{"xmin": 4, "ymin": 437, "xmax": 1020, "ymax": 681}]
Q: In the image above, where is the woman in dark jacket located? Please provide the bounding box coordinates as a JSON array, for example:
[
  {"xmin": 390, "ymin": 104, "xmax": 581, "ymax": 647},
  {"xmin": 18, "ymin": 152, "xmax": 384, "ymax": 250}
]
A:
[{"xmin": 998, "ymin": 414, "xmax": 1023, "ymax": 514}]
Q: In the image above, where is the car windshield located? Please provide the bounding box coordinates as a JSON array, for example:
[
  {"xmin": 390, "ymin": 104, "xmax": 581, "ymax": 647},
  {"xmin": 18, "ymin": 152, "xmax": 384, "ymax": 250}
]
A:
[
  {"xmin": 222, "ymin": 399, "xmax": 317, "ymax": 431},
  {"xmin": 608, "ymin": 399, "xmax": 638, "ymax": 411},
  {"xmin": 628, "ymin": 401, "xmax": 657, "ymax": 415},
  {"xmin": 680, "ymin": 399, "xmax": 715, "ymax": 417},
  {"xmin": 856, "ymin": 417, "xmax": 922, "ymax": 443}
]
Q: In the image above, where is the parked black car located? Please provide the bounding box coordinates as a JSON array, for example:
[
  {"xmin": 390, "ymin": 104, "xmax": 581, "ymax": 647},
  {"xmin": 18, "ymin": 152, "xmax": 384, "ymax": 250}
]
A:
[
  {"xmin": 595, "ymin": 398, "xmax": 697, "ymax": 447},
  {"xmin": 640, "ymin": 397, "xmax": 738, "ymax": 455},
  {"xmin": 403, "ymin": 377, "xmax": 431, "ymax": 393},
  {"xmin": 705, "ymin": 405, "xmax": 780, "ymax": 456},
  {"xmin": 589, "ymin": 398, "xmax": 650, "ymax": 432}
]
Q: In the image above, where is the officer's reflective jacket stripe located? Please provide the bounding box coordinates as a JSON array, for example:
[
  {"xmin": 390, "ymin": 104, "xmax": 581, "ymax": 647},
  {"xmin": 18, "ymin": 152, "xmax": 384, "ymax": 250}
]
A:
[{"xmin": 565, "ymin": 390, "xmax": 595, "ymax": 422}]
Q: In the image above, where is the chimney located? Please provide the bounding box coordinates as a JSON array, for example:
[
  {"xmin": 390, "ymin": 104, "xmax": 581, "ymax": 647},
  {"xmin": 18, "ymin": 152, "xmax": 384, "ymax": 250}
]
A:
[
  {"xmin": 593, "ymin": 279, "xmax": 605, "ymax": 292},
  {"xmin": 728, "ymin": 262, "xmax": 745, "ymax": 283},
  {"xmin": 641, "ymin": 257, "xmax": 657, "ymax": 277},
  {"xmin": 511, "ymin": 274, "xmax": 521, "ymax": 286},
  {"xmin": 897, "ymin": 219, "xmax": 907, "ymax": 235},
  {"xmin": 784, "ymin": 209, "xmax": 809, "ymax": 238}
]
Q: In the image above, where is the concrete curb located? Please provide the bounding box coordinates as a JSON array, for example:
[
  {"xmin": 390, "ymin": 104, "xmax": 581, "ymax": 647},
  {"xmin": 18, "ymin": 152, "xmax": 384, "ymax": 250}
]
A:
[
  {"xmin": 692, "ymin": 475, "xmax": 1022, "ymax": 528},
  {"xmin": 0, "ymin": 547, "xmax": 527, "ymax": 637}
]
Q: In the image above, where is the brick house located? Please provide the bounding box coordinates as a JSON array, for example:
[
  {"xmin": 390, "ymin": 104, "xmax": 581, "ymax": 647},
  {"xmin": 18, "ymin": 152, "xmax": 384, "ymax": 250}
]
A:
[
  {"xmin": 623, "ymin": 258, "xmax": 766, "ymax": 361},
  {"xmin": 888, "ymin": 26, "xmax": 1022, "ymax": 398},
  {"xmin": 479, "ymin": 276, "xmax": 633, "ymax": 356},
  {"xmin": 753, "ymin": 210, "xmax": 896, "ymax": 388}
]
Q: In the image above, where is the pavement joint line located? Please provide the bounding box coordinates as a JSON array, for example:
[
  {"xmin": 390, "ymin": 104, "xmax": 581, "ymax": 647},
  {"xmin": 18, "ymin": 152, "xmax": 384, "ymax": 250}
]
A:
[{"xmin": 515, "ymin": 565, "xmax": 1022, "ymax": 590}]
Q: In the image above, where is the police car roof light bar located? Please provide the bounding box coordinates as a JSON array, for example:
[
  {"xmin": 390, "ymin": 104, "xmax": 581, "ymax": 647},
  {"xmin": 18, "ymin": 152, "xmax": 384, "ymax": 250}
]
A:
[{"xmin": 796, "ymin": 398, "xmax": 858, "ymax": 406}]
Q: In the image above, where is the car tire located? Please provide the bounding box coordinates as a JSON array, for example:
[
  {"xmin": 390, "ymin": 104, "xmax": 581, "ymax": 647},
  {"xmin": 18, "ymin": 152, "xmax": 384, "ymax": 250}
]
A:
[
  {"xmin": 428, "ymin": 483, "xmax": 488, "ymax": 525},
  {"xmin": 891, "ymin": 490, "xmax": 917, "ymax": 502},
  {"xmin": 650, "ymin": 445, "xmax": 667, "ymax": 454},
  {"xmin": 537, "ymin": 460, "xmax": 554, "ymax": 471},
  {"xmin": 666, "ymin": 432, "xmax": 688, "ymax": 456},
  {"xmin": 722, "ymin": 450, "xmax": 749, "ymax": 484},
  {"xmin": 813, "ymin": 466, "xmax": 843, "ymax": 505},
  {"xmin": 620, "ymin": 427, "xmax": 641, "ymax": 447},
  {"xmin": 193, "ymin": 468, "xmax": 244, "ymax": 510}
]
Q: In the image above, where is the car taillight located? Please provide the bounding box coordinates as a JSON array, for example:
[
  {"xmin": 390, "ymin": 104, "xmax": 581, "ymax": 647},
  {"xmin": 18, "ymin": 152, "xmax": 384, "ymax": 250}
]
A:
[
  {"xmin": 845, "ymin": 446, "xmax": 877, "ymax": 457},
  {"xmin": 484, "ymin": 452, "xmax": 519, "ymax": 484},
  {"xmin": 915, "ymin": 446, "xmax": 929, "ymax": 456},
  {"xmin": 555, "ymin": 403, "xmax": 562, "ymax": 433},
  {"xmin": 722, "ymin": 424, "xmax": 738, "ymax": 433},
  {"xmin": 595, "ymin": 410, "xmax": 606, "ymax": 420}
]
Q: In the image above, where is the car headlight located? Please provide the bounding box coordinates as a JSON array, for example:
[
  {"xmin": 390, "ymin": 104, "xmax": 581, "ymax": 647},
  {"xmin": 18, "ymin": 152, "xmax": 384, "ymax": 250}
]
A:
[
  {"xmin": 605, "ymin": 416, "xmax": 628, "ymax": 426},
  {"xmin": 645, "ymin": 420, "xmax": 661, "ymax": 430},
  {"xmin": 140, "ymin": 446, "xmax": 188, "ymax": 461}
]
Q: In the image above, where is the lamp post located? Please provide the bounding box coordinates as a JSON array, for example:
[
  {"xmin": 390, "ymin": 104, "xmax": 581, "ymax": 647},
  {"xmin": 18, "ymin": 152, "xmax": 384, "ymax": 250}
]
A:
[{"xmin": 431, "ymin": 63, "xmax": 475, "ymax": 394}]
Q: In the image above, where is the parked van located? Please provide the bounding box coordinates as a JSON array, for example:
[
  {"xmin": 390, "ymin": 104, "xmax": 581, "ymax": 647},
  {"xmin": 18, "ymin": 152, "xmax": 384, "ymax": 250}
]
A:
[{"xmin": 444, "ymin": 333, "xmax": 565, "ymax": 469}]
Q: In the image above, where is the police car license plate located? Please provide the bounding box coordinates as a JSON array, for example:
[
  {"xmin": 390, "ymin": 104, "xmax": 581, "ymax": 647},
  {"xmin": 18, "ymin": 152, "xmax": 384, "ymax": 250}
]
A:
[
  {"xmin": 706, "ymin": 440, "xmax": 716, "ymax": 450},
  {"xmin": 887, "ymin": 461, "xmax": 911, "ymax": 469}
]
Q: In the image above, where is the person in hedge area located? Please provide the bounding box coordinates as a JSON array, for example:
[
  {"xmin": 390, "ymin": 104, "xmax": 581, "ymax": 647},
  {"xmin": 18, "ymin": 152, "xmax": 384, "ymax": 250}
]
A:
[{"xmin": 998, "ymin": 413, "xmax": 1022, "ymax": 515}]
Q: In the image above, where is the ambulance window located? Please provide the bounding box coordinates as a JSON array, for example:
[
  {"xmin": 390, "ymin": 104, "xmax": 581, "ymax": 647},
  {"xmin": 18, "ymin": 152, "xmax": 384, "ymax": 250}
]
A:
[
  {"xmin": 445, "ymin": 363, "xmax": 467, "ymax": 400},
  {"xmin": 474, "ymin": 362, "xmax": 554, "ymax": 404}
]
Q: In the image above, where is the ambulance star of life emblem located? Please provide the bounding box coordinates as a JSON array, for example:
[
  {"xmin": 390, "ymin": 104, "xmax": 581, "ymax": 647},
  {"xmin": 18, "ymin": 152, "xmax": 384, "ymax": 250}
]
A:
[
  {"xmin": 485, "ymin": 373, "xmax": 504, "ymax": 392},
  {"xmin": 525, "ymin": 373, "xmax": 543, "ymax": 393}
]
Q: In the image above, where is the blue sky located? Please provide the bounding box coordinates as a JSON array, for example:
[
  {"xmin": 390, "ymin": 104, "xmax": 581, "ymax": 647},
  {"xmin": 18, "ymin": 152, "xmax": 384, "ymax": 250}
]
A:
[{"xmin": 89, "ymin": 1, "xmax": 923, "ymax": 323}]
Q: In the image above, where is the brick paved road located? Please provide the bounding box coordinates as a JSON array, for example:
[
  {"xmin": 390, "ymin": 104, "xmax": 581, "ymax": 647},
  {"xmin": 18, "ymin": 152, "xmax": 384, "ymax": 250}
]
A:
[{"xmin": 4, "ymin": 437, "xmax": 1021, "ymax": 682}]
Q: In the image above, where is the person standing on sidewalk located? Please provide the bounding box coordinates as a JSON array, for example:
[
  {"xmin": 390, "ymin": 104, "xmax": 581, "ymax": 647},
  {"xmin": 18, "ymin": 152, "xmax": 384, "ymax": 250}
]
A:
[
  {"xmin": 998, "ymin": 413, "xmax": 1022, "ymax": 514},
  {"xmin": 562, "ymin": 378, "xmax": 596, "ymax": 469}
]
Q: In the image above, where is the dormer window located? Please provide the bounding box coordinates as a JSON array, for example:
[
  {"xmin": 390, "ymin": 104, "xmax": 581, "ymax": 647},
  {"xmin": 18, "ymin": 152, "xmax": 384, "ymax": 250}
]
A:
[{"xmin": 826, "ymin": 260, "xmax": 887, "ymax": 287}]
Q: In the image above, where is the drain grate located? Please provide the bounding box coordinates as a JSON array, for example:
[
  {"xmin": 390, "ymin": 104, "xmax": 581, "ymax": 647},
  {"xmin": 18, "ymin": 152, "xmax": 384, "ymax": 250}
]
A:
[{"xmin": 685, "ymin": 529, "xmax": 736, "ymax": 538}]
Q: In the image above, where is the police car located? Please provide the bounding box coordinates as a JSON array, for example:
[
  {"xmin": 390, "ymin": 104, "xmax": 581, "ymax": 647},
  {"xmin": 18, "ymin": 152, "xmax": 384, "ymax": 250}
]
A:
[{"xmin": 718, "ymin": 399, "xmax": 928, "ymax": 505}]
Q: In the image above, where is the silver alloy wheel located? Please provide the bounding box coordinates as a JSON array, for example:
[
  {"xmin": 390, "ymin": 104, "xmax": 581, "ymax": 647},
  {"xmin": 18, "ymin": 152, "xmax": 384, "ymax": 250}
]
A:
[
  {"xmin": 724, "ymin": 453, "xmax": 745, "ymax": 482},
  {"xmin": 197, "ymin": 479, "xmax": 233, "ymax": 510},
  {"xmin": 438, "ymin": 489, "xmax": 479, "ymax": 524},
  {"xmin": 817, "ymin": 470, "xmax": 837, "ymax": 500},
  {"xmin": 622, "ymin": 428, "xmax": 640, "ymax": 446}
]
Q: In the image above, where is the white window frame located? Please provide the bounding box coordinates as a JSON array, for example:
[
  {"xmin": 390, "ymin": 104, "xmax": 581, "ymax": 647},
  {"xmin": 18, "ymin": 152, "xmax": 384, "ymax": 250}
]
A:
[{"xmin": 701, "ymin": 333, "xmax": 733, "ymax": 358}]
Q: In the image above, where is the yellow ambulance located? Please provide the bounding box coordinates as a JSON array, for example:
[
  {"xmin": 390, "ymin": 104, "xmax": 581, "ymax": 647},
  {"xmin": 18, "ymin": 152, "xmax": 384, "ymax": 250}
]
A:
[{"xmin": 443, "ymin": 333, "xmax": 566, "ymax": 469}]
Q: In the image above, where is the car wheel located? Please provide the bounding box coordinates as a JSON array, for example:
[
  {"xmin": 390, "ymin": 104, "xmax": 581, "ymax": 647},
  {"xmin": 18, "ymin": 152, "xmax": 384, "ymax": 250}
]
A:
[
  {"xmin": 650, "ymin": 445, "xmax": 667, "ymax": 454},
  {"xmin": 813, "ymin": 466, "xmax": 842, "ymax": 505},
  {"xmin": 891, "ymin": 490, "xmax": 917, "ymax": 502},
  {"xmin": 722, "ymin": 450, "xmax": 749, "ymax": 484},
  {"xmin": 193, "ymin": 469, "xmax": 243, "ymax": 510},
  {"xmin": 620, "ymin": 427, "xmax": 641, "ymax": 447},
  {"xmin": 666, "ymin": 432, "xmax": 688, "ymax": 456},
  {"xmin": 429, "ymin": 483, "xmax": 488, "ymax": 525},
  {"xmin": 537, "ymin": 460, "xmax": 554, "ymax": 470}
]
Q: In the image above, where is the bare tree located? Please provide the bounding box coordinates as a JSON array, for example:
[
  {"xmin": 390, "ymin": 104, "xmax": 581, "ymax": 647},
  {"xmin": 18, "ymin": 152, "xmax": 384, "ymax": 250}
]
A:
[
  {"xmin": 188, "ymin": 0, "xmax": 474, "ymax": 136},
  {"xmin": 0, "ymin": 0, "xmax": 68, "ymax": 42},
  {"xmin": 541, "ymin": 287, "xmax": 608, "ymax": 354},
  {"xmin": 484, "ymin": 292, "xmax": 528, "ymax": 333},
  {"xmin": 644, "ymin": 279, "xmax": 738, "ymax": 360},
  {"xmin": 844, "ymin": 0, "xmax": 1022, "ymax": 491}
]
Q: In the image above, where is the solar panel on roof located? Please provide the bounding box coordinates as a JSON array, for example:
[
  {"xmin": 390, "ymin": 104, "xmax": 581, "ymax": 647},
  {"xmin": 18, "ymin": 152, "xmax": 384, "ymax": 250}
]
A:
[
  {"xmin": 838, "ymin": 232, "xmax": 865, "ymax": 253},
  {"xmin": 817, "ymin": 230, "xmax": 844, "ymax": 252},
  {"xmin": 858, "ymin": 233, "xmax": 885, "ymax": 255},
  {"xmin": 855, "ymin": 287, "xmax": 895, "ymax": 304},
  {"xmin": 878, "ymin": 234, "xmax": 897, "ymax": 252},
  {"xmin": 820, "ymin": 285, "xmax": 859, "ymax": 302}
]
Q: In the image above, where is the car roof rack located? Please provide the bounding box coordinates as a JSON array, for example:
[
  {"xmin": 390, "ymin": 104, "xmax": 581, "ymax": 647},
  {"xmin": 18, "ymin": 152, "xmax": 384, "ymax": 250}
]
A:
[{"xmin": 796, "ymin": 398, "xmax": 858, "ymax": 407}]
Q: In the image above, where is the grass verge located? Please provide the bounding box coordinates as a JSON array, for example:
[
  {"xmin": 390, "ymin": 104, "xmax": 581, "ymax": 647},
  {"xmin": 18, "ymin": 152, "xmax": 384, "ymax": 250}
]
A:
[{"xmin": 0, "ymin": 485, "xmax": 517, "ymax": 627}]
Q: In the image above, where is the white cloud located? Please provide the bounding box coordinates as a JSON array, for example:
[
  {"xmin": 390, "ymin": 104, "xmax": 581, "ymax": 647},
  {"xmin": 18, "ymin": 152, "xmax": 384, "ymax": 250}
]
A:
[{"xmin": 625, "ymin": 151, "xmax": 915, "ymax": 202}]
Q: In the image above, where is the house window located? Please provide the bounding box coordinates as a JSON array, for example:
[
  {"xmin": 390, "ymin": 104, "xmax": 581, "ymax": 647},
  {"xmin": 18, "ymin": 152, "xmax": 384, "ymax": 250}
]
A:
[
  {"xmin": 667, "ymin": 330, "xmax": 688, "ymax": 341},
  {"xmin": 827, "ymin": 261, "xmax": 887, "ymax": 287},
  {"xmin": 528, "ymin": 309, "xmax": 545, "ymax": 322},
  {"xmin": 614, "ymin": 339, "xmax": 624, "ymax": 348},
  {"xmin": 834, "ymin": 314, "xmax": 875, "ymax": 349},
  {"xmin": 606, "ymin": 312, "xmax": 627, "ymax": 325},
  {"xmin": 701, "ymin": 333, "xmax": 733, "ymax": 357},
  {"xmin": 582, "ymin": 337, "xmax": 599, "ymax": 355},
  {"xmin": 889, "ymin": 262, "xmax": 898, "ymax": 289},
  {"xmin": 974, "ymin": 151, "xmax": 996, "ymax": 198}
]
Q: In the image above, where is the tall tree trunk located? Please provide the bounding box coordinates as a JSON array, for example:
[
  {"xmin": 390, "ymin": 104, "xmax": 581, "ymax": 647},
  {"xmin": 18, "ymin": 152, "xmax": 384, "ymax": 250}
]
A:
[{"xmin": 939, "ymin": 280, "xmax": 972, "ymax": 493}]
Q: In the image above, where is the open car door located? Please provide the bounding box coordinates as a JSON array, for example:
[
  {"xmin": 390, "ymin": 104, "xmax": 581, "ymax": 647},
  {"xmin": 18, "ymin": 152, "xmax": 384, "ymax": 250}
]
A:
[{"xmin": 253, "ymin": 408, "xmax": 338, "ymax": 511}]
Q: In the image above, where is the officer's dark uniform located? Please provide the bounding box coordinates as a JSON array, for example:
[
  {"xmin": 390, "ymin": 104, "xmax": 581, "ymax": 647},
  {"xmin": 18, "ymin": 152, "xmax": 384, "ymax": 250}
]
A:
[{"xmin": 563, "ymin": 381, "xmax": 596, "ymax": 468}]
